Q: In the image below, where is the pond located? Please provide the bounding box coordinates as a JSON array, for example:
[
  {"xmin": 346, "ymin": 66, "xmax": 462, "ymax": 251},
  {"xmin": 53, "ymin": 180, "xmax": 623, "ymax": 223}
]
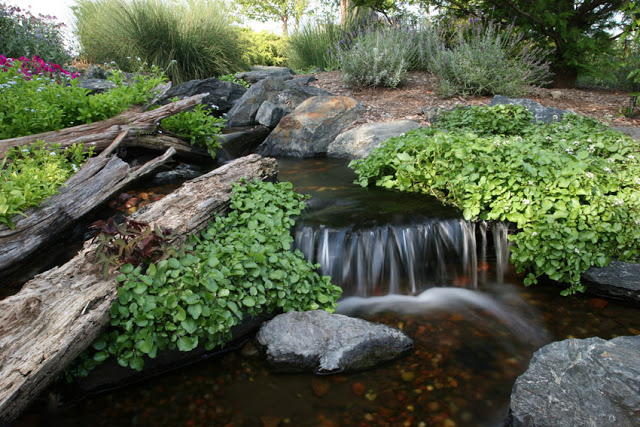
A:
[{"xmin": 14, "ymin": 158, "xmax": 640, "ymax": 427}]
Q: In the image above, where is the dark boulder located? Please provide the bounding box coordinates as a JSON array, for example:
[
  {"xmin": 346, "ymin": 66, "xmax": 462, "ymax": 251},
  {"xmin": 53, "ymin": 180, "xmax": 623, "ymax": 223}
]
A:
[
  {"xmin": 77, "ymin": 78, "xmax": 116, "ymax": 94},
  {"xmin": 256, "ymin": 310, "xmax": 414, "ymax": 374},
  {"xmin": 256, "ymin": 96, "xmax": 364, "ymax": 157},
  {"xmin": 507, "ymin": 335, "xmax": 640, "ymax": 427},
  {"xmin": 225, "ymin": 77, "xmax": 288, "ymax": 127},
  {"xmin": 581, "ymin": 260, "xmax": 640, "ymax": 305},
  {"xmin": 235, "ymin": 66, "xmax": 294, "ymax": 84},
  {"xmin": 156, "ymin": 78, "xmax": 246, "ymax": 114},
  {"xmin": 256, "ymin": 101, "xmax": 292, "ymax": 128}
]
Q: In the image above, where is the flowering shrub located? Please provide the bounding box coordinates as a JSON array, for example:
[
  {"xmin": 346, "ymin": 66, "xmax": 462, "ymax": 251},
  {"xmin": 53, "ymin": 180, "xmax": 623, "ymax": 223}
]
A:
[
  {"xmin": 350, "ymin": 108, "xmax": 640, "ymax": 295},
  {"xmin": 433, "ymin": 19, "xmax": 552, "ymax": 97},
  {"xmin": 0, "ymin": 142, "xmax": 94, "ymax": 229},
  {"xmin": 0, "ymin": 55, "xmax": 79, "ymax": 81},
  {"xmin": 0, "ymin": 3, "xmax": 71, "ymax": 64}
]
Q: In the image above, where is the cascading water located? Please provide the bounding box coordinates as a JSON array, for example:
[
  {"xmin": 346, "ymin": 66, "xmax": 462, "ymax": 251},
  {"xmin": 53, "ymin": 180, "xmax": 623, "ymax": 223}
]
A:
[{"xmin": 294, "ymin": 219, "xmax": 511, "ymax": 296}]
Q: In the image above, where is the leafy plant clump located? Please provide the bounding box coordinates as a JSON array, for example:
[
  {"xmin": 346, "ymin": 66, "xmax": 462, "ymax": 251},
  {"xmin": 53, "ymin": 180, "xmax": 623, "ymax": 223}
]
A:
[
  {"xmin": 160, "ymin": 103, "xmax": 226, "ymax": 158},
  {"xmin": 0, "ymin": 142, "xmax": 94, "ymax": 228},
  {"xmin": 68, "ymin": 179, "xmax": 341, "ymax": 376},
  {"xmin": 436, "ymin": 104, "xmax": 535, "ymax": 136},
  {"xmin": 91, "ymin": 217, "xmax": 182, "ymax": 278},
  {"xmin": 217, "ymin": 73, "xmax": 250, "ymax": 89},
  {"xmin": 350, "ymin": 108, "xmax": 640, "ymax": 294},
  {"xmin": 0, "ymin": 63, "xmax": 165, "ymax": 139}
]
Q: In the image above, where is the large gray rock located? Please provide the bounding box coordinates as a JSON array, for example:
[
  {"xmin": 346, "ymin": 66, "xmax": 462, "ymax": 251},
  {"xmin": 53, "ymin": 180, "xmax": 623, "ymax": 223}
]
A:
[
  {"xmin": 77, "ymin": 78, "xmax": 116, "ymax": 94},
  {"xmin": 611, "ymin": 126, "xmax": 640, "ymax": 141},
  {"xmin": 489, "ymin": 95, "xmax": 572, "ymax": 124},
  {"xmin": 257, "ymin": 96, "xmax": 365, "ymax": 157},
  {"xmin": 328, "ymin": 120, "xmax": 421, "ymax": 159},
  {"xmin": 256, "ymin": 310, "xmax": 414, "ymax": 374},
  {"xmin": 507, "ymin": 335, "xmax": 640, "ymax": 427},
  {"xmin": 235, "ymin": 66, "xmax": 294, "ymax": 84},
  {"xmin": 157, "ymin": 78, "xmax": 246, "ymax": 114},
  {"xmin": 581, "ymin": 260, "xmax": 640, "ymax": 305},
  {"xmin": 216, "ymin": 125, "xmax": 271, "ymax": 161},
  {"xmin": 256, "ymin": 101, "xmax": 291, "ymax": 128},
  {"xmin": 286, "ymin": 75, "xmax": 317, "ymax": 86},
  {"xmin": 225, "ymin": 77, "xmax": 288, "ymax": 127}
]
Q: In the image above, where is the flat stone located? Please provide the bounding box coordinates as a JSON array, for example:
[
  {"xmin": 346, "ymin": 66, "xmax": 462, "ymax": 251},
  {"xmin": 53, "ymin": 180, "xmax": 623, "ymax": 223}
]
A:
[
  {"xmin": 489, "ymin": 95, "xmax": 572, "ymax": 124},
  {"xmin": 507, "ymin": 335, "xmax": 640, "ymax": 427},
  {"xmin": 77, "ymin": 78, "xmax": 116, "ymax": 94},
  {"xmin": 256, "ymin": 96, "xmax": 364, "ymax": 158},
  {"xmin": 235, "ymin": 66, "xmax": 294, "ymax": 85},
  {"xmin": 328, "ymin": 120, "xmax": 421, "ymax": 159},
  {"xmin": 611, "ymin": 126, "xmax": 640, "ymax": 141},
  {"xmin": 581, "ymin": 260, "xmax": 640, "ymax": 305},
  {"xmin": 256, "ymin": 310, "xmax": 413, "ymax": 374}
]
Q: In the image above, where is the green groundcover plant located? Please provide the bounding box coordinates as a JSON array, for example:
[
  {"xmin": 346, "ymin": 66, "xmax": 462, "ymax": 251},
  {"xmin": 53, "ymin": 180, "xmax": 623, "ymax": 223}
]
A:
[
  {"xmin": 159, "ymin": 103, "xmax": 226, "ymax": 158},
  {"xmin": 350, "ymin": 105, "xmax": 640, "ymax": 294},
  {"xmin": 67, "ymin": 179, "xmax": 341, "ymax": 376},
  {"xmin": 0, "ymin": 61, "xmax": 165, "ymax": 139},
  {"xmin": 0, "ymin": 141, "xmax": 94, "ymax": 229}
]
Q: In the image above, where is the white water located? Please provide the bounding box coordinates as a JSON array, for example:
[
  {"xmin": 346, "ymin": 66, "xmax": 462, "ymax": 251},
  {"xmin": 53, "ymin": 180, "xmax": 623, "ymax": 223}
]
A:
[{"xmin": 294, "ymin": 219, "xmax": 512, "ymax": 297}]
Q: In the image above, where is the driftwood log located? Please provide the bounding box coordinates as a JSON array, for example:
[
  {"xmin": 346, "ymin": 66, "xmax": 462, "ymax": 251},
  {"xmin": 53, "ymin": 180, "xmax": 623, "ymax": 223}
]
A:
[
  {"xmin": 0, "ymin": 130, "xmax": 175, "ymax": 274},
  {"xmin": 0, "ymin": 94, "xmax": 210, "ymax": 160},
  {"xmin": 0, "ymin": 154, "xmax": 279, "ymax": 423}
]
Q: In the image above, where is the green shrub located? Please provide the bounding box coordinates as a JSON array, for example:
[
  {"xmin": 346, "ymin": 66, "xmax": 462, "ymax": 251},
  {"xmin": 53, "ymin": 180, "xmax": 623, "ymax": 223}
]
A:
[
  {"xmin": 433, "ymin": 19, "xmax": 551, "ymax": 97},
  {"xmin": 350, "ymin": 107, "xmax": 640, "ymax": 294},
  {"xmin": 68, "ymin": 179, "xmax": 341, "ymax": 375},
  {"xmin": 286, "ymin": 20, "xmax": 345, "ymax": 70},
  {"xmin": 0, "ymin": 3, "xmax": 71, "ymax": 64},
  {"xmin": 0, "ymin": 142, "xmax": 94, "ymax": 229},
  {"xmin": 0, "ymin": 64, "xmax": 165, "ymax": 138},
  {"xmin": 74, "ymin": 0, "xmax": 247, "ymax": 84},
  {"xmin": 437, "ymin": 104, "xmax": 535, "ymax": 136},
  {"xmin": 217, "ymin": 73, "xmax": 250, "ymax": 89},
  {"xmin": 331, "ymin": 25, "xmax": 417, "ymax": 88},
  {"xmin": 160, "ymin": 104, "xmax": 226, "ymax": 158},
  {"xmin": 239, "ymin": 28, "xmax": 286, "ymax": 67}
]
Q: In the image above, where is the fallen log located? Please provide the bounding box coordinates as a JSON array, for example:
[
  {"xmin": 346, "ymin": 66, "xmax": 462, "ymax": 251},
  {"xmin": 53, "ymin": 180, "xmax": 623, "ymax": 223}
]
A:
[
  {"xmin": 0, "ymin": 130, "xmax": 176, "ymax": 274},
  {"xmin": 0, "ymin": 93, "xmax": 207, "ymax": 160},
  {"xmin": 0, "ymin": 154, "xmax": 279, "ymax": 423}
]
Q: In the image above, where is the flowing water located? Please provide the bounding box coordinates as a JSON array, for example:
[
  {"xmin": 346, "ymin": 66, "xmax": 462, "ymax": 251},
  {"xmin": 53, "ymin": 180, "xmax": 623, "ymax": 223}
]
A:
[{"xmin": 14, "ymin": 158, "xmax": 640, "ymax": 427}]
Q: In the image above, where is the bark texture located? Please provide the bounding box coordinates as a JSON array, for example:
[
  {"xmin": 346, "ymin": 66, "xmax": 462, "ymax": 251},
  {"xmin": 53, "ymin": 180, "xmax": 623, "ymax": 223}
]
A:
[{"xmin": 0, "ymin": 154, "xmax": 278, "ymax": 423}]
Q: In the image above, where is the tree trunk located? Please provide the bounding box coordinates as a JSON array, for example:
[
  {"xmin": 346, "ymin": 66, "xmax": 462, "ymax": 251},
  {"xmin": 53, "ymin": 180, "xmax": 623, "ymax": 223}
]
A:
[
  {"xmin": 340, "ymin": 0, "xmax": 351, "ymax": 24},
  {"xmin": 552, "ymin": 65, "xmax": 579, "ymax": 89},
  {"xmin": 0, "ymin": 154, "xmax": 279, "ymax": 424},
  {"xmin": 0, "ymin": 94, "xmax": 208, "ymax": 160}
]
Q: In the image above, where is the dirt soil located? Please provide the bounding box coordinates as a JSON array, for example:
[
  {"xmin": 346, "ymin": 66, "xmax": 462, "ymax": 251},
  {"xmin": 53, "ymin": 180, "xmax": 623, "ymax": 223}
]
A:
[{"xmin": 309, "ymin": 70, "xmax": 640, "ymax": 129}]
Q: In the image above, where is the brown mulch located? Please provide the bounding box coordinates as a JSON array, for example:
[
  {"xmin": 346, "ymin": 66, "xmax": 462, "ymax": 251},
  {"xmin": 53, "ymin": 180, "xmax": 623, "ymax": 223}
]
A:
[{"xmin": 309, "ymin": 70, "xmax": 640, "ymax": 129}]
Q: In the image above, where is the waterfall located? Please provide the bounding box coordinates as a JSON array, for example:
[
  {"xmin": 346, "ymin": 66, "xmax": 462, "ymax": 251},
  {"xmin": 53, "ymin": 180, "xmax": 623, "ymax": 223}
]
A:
[{"xmin": 294, "ymin": 219, "xmax": 512, "ymax": 297}]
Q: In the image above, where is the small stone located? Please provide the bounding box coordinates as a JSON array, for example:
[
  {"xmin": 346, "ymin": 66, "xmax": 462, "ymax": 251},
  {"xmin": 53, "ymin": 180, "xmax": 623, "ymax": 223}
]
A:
[
  {"xmin": 427, "ymin": 402, "xmax": 439, "ymax": 411},
  {"xmin": 124, "ymin": 197, "xmax": 139, "ymax": 208},
  {"xmin": 628, "ymin": 327, "xmax": 640, "ymax": 335},
  {"xmin": 364, "ymin": 413, "xmax": 374, "ymax": 421},
  {"xmin": 550, "ymin": 90, "xmax": 563, "ymax": 100},
  {"xmin": 365, "ymin": 390, "xmax": 377, "ymax": 401},
  {"xmin": 311, "ymin": 377, "xmax": 331, "ymax": 397},
  {"xmin": 241, "ymin": 341, "xmax": 259, "ymax": 358},
  {"xmin": 401, "ymin": 372, "xmax": 415, "ymax": 382},
  {"xmin": 352, "ymin": 382, "xmax": 366, "ymax": 397},
  {"xmin": 588, "ymin": 298, "xmax": 608, "ymax": 310},
  {"xmin": 259, "ymin": 416, "xmax": 282, "ymax": 427}
]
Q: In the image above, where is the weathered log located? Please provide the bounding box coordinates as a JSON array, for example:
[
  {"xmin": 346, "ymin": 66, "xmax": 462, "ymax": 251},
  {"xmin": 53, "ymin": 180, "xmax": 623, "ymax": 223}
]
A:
[
  {"xmin": 0, "ymin": 93, "xmax": 207, "ymax": 159},
  {"xmin": 0, "ymin": 130, "xmax": 176, "ymax": 274},
  {"xmin": 134, "ymin": 133, "xmax": 212, "ymax": 161},
  {"xmin": 0, "ymin": 154, "xmax": 279, "ymax": 423}
]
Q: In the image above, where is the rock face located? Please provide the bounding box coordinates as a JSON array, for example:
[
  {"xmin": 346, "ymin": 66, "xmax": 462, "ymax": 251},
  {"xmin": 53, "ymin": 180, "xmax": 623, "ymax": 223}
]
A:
[
  {"xmin": 581, "ymin": 260, "xmax": 640, "ymax": 305},
  {"xmin": 226, "ymin": 77, "xmax": 332, "ymax": 128},
  {"xmin": 157, "ymin": 78, "xmax": 246, "ymax": 114},
  {"xmin": 328, "ymin": 120, "xmax": 421, "ymax": 159},
  {"xmin": 256, "ymin": 310, "xmax": 414, "ymax": 374},
  {"xmin": 235, "ymin": 66, "xmax": 294, "ymax": 84},
  {"xmin": 256, "ymin": 101, "xmax": 292, "ymax": 128},
  {"xmin": 507, "ymin": 335, "xmax": 640, "ymax": 427},
  {"xmin": 77, "ymin": 78, "xmax": 116, "ymax": 94},
  {"xmin": 226, "ymin": 77, "xmax": 288, "ymax": 127},
  {"xmin": 257, "ymin": 96, "xmax": 365, "ymax": 157},
  {"xmin": 489, "ymin": 95, "xmax": 572, "ymax": 124}
]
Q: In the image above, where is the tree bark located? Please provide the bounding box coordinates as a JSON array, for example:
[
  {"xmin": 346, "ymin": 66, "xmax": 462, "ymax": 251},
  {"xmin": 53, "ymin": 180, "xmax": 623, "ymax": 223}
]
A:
[
  {"xmin": 0, "ymin": 93, "xmax": 207, "ymax": 160},
  {"xmin": 552, "ymin": 65, "xmax": 579, "ymax": 89},
  {"xmin": 0, "ymin": 154, "xmax": 279, "ymax": 423}
]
